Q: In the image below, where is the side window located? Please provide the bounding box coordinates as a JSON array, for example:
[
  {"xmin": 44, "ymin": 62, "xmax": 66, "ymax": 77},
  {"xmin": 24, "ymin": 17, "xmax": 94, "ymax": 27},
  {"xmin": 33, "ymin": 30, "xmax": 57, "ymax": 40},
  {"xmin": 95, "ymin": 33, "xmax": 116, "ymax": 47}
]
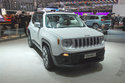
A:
[
  {"xmin": 70, "ymin": 16, "xmax": 78, "ymax": 25},
  {"xmin": 86, "ymin": 16, "xmax": 90, "ymax": 20},
  {"xmin": 32, "ymin": 13, "xmax": 37, "ymax": 24},
  {"xmin": 32, "ymin": 12, "xmax": 44, "ymax": 27},
  {"xmin": 95, "ymin": 16, "xmax": 99, "ymax": 19},
  {"xmin": 36, "ymin": 13, "xmax": 43, "ymax": 27},
  {"xmin": 89, "ymin": 16, "xmax": 96, "ymax": 20}
]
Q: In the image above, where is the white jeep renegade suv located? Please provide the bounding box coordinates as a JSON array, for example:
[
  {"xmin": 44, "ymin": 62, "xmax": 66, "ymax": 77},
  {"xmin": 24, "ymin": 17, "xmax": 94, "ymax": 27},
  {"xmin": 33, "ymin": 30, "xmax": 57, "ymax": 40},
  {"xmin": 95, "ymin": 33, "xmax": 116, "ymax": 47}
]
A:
[{"xmin": 27, "ymin": 11, "xmax": 105, "ymax": 70}]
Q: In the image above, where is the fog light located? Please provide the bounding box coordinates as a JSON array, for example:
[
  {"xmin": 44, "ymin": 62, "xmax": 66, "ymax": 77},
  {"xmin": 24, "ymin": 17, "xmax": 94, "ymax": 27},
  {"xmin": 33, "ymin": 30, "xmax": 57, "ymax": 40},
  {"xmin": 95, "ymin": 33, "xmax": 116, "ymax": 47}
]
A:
[{"xmin": 62, "ymin": 53, "xmax": 69, "ymax": 56}]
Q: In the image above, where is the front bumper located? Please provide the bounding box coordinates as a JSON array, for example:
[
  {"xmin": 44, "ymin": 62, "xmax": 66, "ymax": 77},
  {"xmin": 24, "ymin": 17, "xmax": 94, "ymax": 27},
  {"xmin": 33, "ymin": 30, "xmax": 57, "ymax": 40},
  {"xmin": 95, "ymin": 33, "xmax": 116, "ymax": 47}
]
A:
[{"xmin": 52, "ymin": 48, "xmax": 105, "ymax": 67}]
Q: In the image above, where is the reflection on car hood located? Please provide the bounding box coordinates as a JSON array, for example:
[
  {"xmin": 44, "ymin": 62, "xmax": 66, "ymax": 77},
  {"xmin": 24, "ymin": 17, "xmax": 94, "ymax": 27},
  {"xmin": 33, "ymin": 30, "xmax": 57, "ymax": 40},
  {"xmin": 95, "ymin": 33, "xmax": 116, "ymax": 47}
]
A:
[{"xmin": 47, "ymin": 27, "xmax": 103, "ymax": 39}]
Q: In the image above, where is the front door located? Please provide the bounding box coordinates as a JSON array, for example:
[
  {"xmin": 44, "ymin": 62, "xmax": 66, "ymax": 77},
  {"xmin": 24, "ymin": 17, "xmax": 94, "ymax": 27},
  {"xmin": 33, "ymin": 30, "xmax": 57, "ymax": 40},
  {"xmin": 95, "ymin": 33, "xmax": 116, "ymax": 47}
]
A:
[{"xmin": 31, "ymin": 12, "xmax": 44, "ymax": 46}]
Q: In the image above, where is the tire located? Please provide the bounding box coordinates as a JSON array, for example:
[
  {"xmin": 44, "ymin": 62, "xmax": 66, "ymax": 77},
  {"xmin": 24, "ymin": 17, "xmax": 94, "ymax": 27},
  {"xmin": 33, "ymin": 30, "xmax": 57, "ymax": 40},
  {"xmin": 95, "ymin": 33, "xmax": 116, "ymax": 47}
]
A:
[
  {"xmin": 92, "ymin": 24, "xmax": 99, "ymax": 29},
  {"xmin": 42, "ymin": 45, "xmax": 54, "ymax": 70},
  {"xmin": 28, "ymin": 33, "xmax": 34, "ymax": 48}
]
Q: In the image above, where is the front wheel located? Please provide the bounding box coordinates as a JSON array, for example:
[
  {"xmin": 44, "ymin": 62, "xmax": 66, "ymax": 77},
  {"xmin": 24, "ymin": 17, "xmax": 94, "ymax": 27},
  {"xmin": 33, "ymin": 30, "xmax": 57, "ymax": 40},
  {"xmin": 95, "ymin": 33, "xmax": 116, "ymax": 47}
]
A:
[
  {"xmin": 92, "ymin": 24, "xmax": 99, "ymax": 29},
  {"xmin": 42, "ymin": 45, "xmax": 54, "ymax": 70}
]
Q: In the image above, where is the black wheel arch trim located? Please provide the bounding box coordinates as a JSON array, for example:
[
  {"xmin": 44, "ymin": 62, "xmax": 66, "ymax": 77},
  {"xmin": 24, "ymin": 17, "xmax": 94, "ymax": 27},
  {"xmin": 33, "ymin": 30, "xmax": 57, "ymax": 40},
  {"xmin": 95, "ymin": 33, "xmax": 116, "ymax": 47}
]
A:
[
  {"xmin": 42, "ymin": 39, "xmax": 51, "ymax": 49},
  {"xmin": 41, "ymin": 38, "xmax": 58, "ymax": 66},
  {"xmin": 27, "ymin": 29, "xmax": 31, "ymax": 36}
]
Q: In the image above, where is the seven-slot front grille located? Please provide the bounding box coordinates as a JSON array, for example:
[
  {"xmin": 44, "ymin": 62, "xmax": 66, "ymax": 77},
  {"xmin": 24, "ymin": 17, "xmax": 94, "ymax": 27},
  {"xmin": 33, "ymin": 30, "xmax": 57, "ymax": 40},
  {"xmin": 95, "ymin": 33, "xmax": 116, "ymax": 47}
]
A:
[{"xmin": 73, "ymin": 36, "xmax": 103, "ymax": 48}]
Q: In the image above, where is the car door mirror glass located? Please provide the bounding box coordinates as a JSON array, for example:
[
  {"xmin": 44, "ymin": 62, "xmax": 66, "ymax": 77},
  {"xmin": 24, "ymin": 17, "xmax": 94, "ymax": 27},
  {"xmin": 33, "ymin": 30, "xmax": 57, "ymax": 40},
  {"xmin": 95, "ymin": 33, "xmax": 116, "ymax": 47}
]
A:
[{"xmin": 34, "ymin": 22, "xmax": 40, "ymax": 28}]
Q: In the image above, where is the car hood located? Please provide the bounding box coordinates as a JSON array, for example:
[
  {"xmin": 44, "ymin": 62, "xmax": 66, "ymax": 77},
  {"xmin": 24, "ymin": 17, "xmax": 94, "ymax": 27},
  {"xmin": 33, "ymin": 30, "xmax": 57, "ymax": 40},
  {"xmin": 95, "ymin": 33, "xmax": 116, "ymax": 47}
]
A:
[{"xmin": 47, "ymin": 27, "xmax": 103, "ymax": 39}]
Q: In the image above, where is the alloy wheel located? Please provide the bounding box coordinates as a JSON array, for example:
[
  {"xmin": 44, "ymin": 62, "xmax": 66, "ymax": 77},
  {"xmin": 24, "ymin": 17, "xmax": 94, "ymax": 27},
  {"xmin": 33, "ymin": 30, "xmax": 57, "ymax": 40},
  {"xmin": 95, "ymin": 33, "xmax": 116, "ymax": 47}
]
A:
[{"xmin": 42, "ymin": 46, "xmax": 49, "ymax": 67}]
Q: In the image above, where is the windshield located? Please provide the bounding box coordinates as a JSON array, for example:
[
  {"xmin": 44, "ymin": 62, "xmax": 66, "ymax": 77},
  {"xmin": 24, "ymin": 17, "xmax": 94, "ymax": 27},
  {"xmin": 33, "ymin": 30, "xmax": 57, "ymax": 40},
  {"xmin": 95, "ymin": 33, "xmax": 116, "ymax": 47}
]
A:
[{"xmin": 46, "ymin": 14, "xmax": 85, "ymax": 28}]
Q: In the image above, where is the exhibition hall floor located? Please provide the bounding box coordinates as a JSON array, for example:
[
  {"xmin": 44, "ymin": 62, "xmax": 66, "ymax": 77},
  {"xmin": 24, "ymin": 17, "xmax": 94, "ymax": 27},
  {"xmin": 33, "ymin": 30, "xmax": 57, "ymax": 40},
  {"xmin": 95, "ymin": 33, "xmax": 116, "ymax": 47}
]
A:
[{"xmin": 0, "ymin": 38, "xmax": 125, "ymax": 83}]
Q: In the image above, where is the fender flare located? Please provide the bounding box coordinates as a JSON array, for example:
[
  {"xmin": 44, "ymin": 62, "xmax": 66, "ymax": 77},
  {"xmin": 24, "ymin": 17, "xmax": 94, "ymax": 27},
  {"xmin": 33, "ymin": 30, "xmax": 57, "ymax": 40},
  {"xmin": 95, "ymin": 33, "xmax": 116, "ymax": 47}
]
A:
[{"xmin": 41, "ymin": 38, "xmax": 53, "ymax": 55}]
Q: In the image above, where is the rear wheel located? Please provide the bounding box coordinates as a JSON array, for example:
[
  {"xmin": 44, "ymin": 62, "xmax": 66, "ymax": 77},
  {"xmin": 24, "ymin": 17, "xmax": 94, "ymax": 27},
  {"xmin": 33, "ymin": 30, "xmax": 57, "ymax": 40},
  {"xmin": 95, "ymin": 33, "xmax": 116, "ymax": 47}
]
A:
[
  {"xmin": 42, "ymin": 45, "xmax": 54, "ymax": 70},
  {"xmin": 92, "ymin": 24, "xmax": 99, "ymax": 29}
]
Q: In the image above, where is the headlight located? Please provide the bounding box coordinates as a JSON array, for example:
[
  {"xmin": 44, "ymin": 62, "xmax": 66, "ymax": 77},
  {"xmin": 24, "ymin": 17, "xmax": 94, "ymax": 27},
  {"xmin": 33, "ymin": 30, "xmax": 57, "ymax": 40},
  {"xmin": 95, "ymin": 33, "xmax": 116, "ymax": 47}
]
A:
[
  {"xmin": 62, "ymin": 39, "xmax": 72, "ymax": 47},
  {"xmin": 100, "ymin": 36, "xmax": 104, "ymax": 40},
  {"xmin": 100, "ymin": 36, "xmax": 105, "ymax": 44}
]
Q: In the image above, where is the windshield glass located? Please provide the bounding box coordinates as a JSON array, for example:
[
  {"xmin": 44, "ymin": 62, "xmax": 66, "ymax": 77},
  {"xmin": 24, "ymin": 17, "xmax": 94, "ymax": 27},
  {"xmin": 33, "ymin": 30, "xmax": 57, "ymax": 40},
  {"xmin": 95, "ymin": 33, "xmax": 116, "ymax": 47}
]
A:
[{"xmin": 46, "ymin": 14, "xmax": 85, "ymax": 28}]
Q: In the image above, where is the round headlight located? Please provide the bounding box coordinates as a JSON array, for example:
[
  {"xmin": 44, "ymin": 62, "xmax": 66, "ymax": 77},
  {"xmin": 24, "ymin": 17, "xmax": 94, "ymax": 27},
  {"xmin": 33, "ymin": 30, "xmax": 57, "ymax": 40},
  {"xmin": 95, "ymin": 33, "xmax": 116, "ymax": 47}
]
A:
[
  {"xmin": 62, "ymin": 39, "xmax": 72, "ymax": 47},
  {"xmin": 100, "ymin": 36, "xmax": 105, "ymax": 44},
  {"xmin": 101, "ymin": 36, "xmax": 104, "ymax": 41}
]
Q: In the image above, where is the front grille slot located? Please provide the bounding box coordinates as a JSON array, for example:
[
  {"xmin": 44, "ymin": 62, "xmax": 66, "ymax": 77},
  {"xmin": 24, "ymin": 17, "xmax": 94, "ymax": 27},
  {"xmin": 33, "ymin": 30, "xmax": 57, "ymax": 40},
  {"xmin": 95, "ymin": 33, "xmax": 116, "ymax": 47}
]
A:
[
  {"xmin": 90, "ymin": 38, "xmax": 93, "ymax": 45},
  {"xmin": 74, "ymin": 36, "xmax": 102, "ymax": 48},
  {"xmin": 83, "ymin": 38, "xmax": 86, "ymax": 47},
  {"xmin": 79, "ymin": 39, "xmax": 82, "ymax": 47},
  {"xmin": 87, "ymin": 38, "xmax": 89, "ymax": 46},
  {"xmin": 75, "ymin": 39, "xmax": 78, "ymax": 48}
]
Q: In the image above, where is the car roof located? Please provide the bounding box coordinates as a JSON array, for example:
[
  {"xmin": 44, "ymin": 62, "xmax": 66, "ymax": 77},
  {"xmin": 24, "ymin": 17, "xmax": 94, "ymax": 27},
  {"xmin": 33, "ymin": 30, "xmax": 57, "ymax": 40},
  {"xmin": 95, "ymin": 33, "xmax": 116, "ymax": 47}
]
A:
[{"xmin": 35, "ymin": 11, "xmax": 75, "ymax": 15}]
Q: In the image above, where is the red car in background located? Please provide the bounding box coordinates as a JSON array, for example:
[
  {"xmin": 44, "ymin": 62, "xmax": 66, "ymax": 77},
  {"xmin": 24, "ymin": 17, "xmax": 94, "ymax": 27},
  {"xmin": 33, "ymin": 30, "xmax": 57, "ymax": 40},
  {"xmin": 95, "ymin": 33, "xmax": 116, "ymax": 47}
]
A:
[
  {"xmin": 4, "ymin": 14, "xmax": 12, "ymax": 22},
  {"xmin": 0, "ymin": 14, "xmax": 12, "ymax": 25},
  {"xmin": 0, "ymin": 10, "xmax": 17, "ymax": 25}
]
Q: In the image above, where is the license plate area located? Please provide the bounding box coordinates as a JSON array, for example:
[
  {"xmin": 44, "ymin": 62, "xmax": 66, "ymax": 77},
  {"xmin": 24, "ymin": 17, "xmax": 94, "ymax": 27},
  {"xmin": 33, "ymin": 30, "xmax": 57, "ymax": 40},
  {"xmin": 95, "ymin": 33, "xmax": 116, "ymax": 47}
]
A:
[{"xmin": 84, "ymin": 53, "xmax": 96, "ymax": 59}]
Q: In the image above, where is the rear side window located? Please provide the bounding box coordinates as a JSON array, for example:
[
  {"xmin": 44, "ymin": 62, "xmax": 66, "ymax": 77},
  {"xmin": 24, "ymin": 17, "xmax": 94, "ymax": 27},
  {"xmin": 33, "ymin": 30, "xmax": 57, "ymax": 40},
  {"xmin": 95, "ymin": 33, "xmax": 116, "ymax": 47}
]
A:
[
  {"xmin": 36, "ymin": 13, "xmax": 43, "ymax": 27},
  {"xmin": 89, "ymin": 16, "xmax": 99, "ymax": 20},
  {"xmin": 32, "ymin": 12, "xmax": 44, "ymax": 27},
  {"xmin": 101, "ymin": 16, "xmax": 110, "ymax": 20},
  {"xmin": 95, "ymin": 16, "xmax": 99, "ymax": 19},
  {"xmin": 85, "ymin": 16, "xmax": 91, "ymax": 20}
]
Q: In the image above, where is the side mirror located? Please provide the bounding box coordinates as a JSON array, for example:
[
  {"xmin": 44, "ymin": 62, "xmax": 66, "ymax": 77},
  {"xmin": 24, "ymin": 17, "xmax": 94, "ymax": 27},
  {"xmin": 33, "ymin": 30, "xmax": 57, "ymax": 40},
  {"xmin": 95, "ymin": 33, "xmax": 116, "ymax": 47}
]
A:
[{"xmin": 34, "ymin": 22, "xmax": 40, "ymax": 28}]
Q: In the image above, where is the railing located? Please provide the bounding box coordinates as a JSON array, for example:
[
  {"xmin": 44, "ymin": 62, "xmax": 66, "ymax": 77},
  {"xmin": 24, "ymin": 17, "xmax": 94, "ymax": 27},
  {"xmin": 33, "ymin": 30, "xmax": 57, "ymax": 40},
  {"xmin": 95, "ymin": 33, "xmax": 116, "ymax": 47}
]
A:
[{"xmin": 0, "ymin": 25, "xmax": 26, "ymax": 42}]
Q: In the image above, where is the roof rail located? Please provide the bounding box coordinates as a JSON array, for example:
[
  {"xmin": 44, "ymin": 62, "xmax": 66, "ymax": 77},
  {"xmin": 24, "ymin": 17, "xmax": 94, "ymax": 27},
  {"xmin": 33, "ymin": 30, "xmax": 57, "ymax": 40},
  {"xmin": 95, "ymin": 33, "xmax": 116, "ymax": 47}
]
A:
[{"xmin": 37, "ymin": 7, "xmax": 73, "ymax": 13}]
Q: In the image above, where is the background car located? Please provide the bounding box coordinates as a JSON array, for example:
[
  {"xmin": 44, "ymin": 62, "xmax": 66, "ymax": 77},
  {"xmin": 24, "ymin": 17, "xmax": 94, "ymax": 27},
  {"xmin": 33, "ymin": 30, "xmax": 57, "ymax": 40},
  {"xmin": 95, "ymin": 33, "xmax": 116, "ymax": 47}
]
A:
[
  {"xmin": 81, "ymin": 15, "xmax": 111, "ymax": 30},
  {"xmin": 0, "ymin": 14, "xmax": 12, "ymax": 24},
  {"xmin": 114, "ymin": 16, "xmax": 124, "ymax": 28}
]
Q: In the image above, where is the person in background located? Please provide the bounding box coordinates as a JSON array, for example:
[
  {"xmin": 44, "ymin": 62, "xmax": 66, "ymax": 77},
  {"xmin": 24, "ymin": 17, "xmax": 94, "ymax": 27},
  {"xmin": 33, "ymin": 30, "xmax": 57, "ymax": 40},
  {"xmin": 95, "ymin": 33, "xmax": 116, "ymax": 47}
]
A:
[
  {"xmin": 122, "ymin": 17, "xmax": 125, "ymax": 31},
  {"xmin": 11, "ymin": 14, "xmax": 19, "ymax": 35},
  {"xmin": 14, "ymin": 14, "xmax": 19, "ymax": 35},
  {"xmin": 26, "ymin": 13, "xmax": 31, "ymax": 27},
  {"xmin": 19, "ymin": 11, "xmax": 27, "ymax": 36},
  {"xmin": 116, "ymin": 14, "xmax": 120, "ymax": 26},
  {"xmin": 11, "ymin": 14, "xmax": 15, "ymax": 29},
  {"xmin": 111, "ymin": 14, "xmax": 116, "ymax": 29},
  {"xmin": 107, "ymin": 13, "xmax": 112, "ymax": 19}
]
